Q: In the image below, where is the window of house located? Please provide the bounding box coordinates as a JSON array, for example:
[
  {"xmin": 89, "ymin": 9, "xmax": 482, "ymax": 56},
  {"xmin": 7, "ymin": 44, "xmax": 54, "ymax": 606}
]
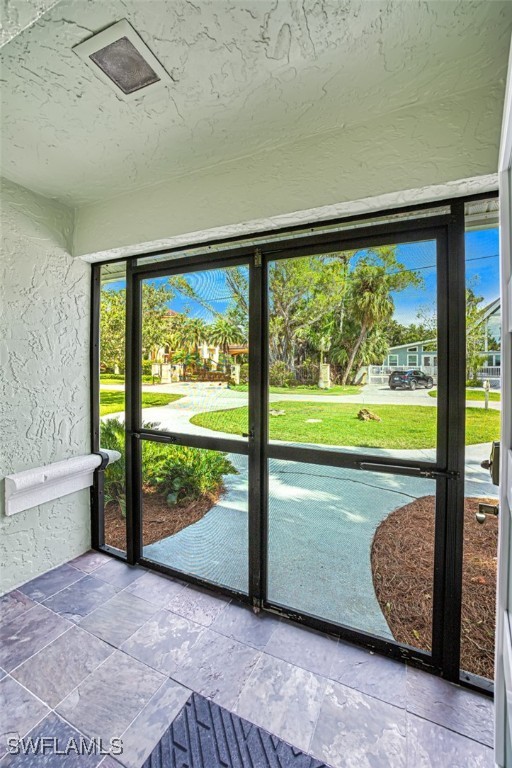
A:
[
  {"xmin": 407, "ymin": 354, "xmax": 418, "ymax": 366},
  {"xmin": 388, "ymin": 354, "xmax": 398, "ymax": 366}
]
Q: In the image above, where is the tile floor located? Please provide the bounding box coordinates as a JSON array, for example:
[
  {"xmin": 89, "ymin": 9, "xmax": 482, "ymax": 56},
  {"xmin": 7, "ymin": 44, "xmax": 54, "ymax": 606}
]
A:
[{"xmin": 0, "ymin": 552, "xmax": 495, "ymax": 767}]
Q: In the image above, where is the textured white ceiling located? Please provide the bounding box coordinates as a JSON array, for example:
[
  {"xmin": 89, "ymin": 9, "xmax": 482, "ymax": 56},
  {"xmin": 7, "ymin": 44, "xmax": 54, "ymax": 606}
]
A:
[
  {"xmin": 0, "ymin": 0, "xmax": 61, "ymax": 47},
  {"xmin": 2, "ymin": 0, "xmax": 511, "ymax": 208}
]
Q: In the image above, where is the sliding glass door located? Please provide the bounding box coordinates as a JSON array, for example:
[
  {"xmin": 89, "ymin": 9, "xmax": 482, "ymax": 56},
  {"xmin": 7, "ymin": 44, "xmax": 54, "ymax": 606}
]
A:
[
  {"xmin": 118, "ymin": 211, "xmax": 472, "ymax": 683},
  {"xmin": 262, "ymin": 235, "xmax": 450, "ymax": 665}
]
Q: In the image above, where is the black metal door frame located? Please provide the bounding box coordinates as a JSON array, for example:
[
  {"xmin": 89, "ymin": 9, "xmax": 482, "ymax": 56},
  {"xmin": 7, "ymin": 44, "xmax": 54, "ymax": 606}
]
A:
[
  {"xmin": 123, "ymin": 214, "xmax": 465, "ymax": 682},
  {"xmin": 91, "ymin": 192, "xmax": 500, "ymax": 691},
  {"xmin": 126, "ymin": 254, "xmax": 258, "ymax": 606},
  {"xmin": 256, "ymin": 219, "xmax": 463, "ymax": 680}
]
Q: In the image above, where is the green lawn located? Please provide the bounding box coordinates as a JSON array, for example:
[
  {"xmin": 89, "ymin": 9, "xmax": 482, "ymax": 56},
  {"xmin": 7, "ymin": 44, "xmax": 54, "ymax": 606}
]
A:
[
  {"xmin": 229, "ymin": 384, "xmax": 362, "ymax": 396},
  {"xmin": 100, "ymin": 390, "xmax": 183, "ymax": 417},
  {"xmin": 428, "ymin": 389, "xmax": 501, "ymax": 402},
  {"xmin": 191, "ymin": 402, "xmax": 500, "ymax": 449}
]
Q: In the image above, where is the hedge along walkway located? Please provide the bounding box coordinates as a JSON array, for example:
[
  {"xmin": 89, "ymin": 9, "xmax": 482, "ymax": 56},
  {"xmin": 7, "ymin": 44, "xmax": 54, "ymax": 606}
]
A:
[
  {"xmin": 230, "ymin": 384, "xmax": 362, "ymax": 396},
  {"xmin": 190, "ymin": 402, "xmax": 500, "ymax": 450}
]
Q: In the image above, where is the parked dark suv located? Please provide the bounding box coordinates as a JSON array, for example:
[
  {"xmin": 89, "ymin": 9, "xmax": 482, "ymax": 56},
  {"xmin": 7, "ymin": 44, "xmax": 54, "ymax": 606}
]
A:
[{"xmin": 388, "ymin": 369, "xmax": 434, "ymax": 390}]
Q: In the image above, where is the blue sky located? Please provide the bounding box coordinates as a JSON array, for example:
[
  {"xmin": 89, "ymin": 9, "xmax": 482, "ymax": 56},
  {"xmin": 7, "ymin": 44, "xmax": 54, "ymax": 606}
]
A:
[
  {"xmin": 388, "ymin": 228, "xmax": 499, "ymax": 324},
  {"xmin": 104, "ymin": 227, "xmax": 499, "ymax": 327}
]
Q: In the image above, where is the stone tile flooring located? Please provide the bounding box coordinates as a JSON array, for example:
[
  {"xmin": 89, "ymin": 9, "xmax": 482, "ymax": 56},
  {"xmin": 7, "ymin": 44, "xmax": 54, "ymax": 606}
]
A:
[{"xmin": 0, "ymin": 552, "xmax": 495, "ymax": 767}]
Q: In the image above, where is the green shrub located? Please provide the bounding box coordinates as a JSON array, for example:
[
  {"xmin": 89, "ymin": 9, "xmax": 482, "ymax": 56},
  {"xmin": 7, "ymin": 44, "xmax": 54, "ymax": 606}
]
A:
[
  {"xmin": 142, "ymin": 360, "xmax": 154, "ymax": 375},
  {"xmin": 99, "ymin": 418, "xmax": 127, "ymax": 516},
  {"xmin": 239, "ymin": 363, "xmax": 249, "ymax": 384},
  {"xmin": 466, "ymin": 378, "xmax": 482, "ymax": 388},
  {"xmin": 142, "ymin": 441, "xmax": 236, "ymax": 504},
  {"xmin": 100, "ymin": 417, "xmax": 235, "ymax": 514},
  {"xmin": 269, "ymin": 361, "xmax": 295, "ymax": 388},
  {"xmin": 100, "ymin": 373, "xmax": 125, "ymax": 381}
]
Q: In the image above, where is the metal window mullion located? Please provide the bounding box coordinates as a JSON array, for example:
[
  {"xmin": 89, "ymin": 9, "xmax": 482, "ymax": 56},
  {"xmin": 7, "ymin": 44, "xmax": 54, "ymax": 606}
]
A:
[
  {"xmin": 248, "ymin": 252, "xmax": 264, "ymax": 604},
  {"xmin": 90, "ymin": 263, "xmax": 103, "ymax": 550},
  {"xmin": 125, "ymin": 263, "xmax": 142, "ymax": 565}
]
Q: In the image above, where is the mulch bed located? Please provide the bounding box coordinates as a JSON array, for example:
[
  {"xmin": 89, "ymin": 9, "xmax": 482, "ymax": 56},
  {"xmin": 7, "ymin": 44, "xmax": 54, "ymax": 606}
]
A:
[
  {"xmin": 371, "ymin": 495, "xmax": 498, "ymax": 679},
  {"xmin": 104, "ymin": 488, "xmax": 221, "ymax": 551}
]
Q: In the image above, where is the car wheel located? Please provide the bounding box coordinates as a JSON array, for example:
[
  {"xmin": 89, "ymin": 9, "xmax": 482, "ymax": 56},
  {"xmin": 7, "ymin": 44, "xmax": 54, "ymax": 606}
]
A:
[
  {"xmin": 390, "ymin": 385, "xmax": 396, "ymax": 390},
  {"xmin": 426, "ymin": 378, "xmax": 433, "ymax": 389},
  {"xmin": 409, "ymin": 380, "xmax": 417, "ymax": 391}
]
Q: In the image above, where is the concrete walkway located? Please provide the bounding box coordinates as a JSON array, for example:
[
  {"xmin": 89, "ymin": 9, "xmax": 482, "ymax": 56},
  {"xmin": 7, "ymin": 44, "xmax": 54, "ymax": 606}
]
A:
[
  {"xmin": 144, "ymin": 444, "xmax": 497, "ymax": 638},
  {"xmin": 109, "ymin": 381, "xmax": 497, "ymax": 640},
  {"xmin": 142, "ymin": 390, "xmax": 497, "ymax": 640}
]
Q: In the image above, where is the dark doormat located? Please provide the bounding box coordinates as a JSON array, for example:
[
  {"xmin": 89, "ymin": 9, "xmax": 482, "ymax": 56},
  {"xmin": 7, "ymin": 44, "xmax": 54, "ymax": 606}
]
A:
[{"xmin": 142, "ymin": 692, "xmax": 329, "ymax": 768}]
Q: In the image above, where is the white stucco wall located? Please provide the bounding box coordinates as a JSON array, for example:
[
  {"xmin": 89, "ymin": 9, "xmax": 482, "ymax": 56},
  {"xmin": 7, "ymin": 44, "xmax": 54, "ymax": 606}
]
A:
[{"xmin": 0, "ymin": 178, "xmax": 91, "ymax": 594}]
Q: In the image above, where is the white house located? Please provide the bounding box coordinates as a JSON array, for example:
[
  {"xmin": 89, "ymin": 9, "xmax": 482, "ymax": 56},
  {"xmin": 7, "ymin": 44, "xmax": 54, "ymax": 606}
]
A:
[{"xmin": 383, "ymin": 297, "xmax": 502, "ymax": 380}]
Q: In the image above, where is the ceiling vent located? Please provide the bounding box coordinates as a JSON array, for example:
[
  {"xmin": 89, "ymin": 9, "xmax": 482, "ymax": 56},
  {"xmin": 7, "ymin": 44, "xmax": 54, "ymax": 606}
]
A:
[{"xmin": 73, "ymin": 19, "xmax": 172, "ymax": 101}]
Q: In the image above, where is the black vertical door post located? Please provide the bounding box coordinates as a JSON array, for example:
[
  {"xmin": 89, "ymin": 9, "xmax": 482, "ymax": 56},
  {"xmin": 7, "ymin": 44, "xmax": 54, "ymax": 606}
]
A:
[
  {"xmin": 90, "ymin": 264, "xmax": 103, "ymax": 550},
  {"xmin": 248, "ymin": 250, "xmax": 264, "ymax": 605},
  {"xmin": 125, "ymin": 261, "xmax": 142, "ymax": 565},
  {"xmin": 442, "ymin": 201, "xmax": 467, "ymax": 681}
]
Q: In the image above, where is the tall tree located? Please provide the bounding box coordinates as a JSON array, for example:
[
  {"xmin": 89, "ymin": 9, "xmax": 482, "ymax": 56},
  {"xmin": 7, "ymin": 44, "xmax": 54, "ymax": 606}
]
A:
[
  {"xmin": 141, "ymin": 281, "xmax": 175, "ymax": 360},
  {"xmin": 208, "ymin": 316, "xmax": 246, "ymax": 356},
  {"xmin": 100, "ymin": 280, "xmax": 173, "ymax": 371},
  {"xmin": 339, "ymin": 265, "xmax": 394, "ymax": 384},
  {"xmin": 466, "ymin": 288, "xmax": 487, "ymax": 381},
  {"xmin": 338, "ymin": 247, "xmax": 422, "ymax": 384},
  {"xmin": 100, "ymin": 288, "xmax": 126, "ymax": 371},
  {"xmin": 168, "ymin": 315, "xmax": 208, "ymax": 356},
  {"xmin": 267, "ymin": 255, "xmax": 347, "ymax": 371},
  {"xmin": 187, "ymin": 318, "xmax": 209, "ymax": 353}
]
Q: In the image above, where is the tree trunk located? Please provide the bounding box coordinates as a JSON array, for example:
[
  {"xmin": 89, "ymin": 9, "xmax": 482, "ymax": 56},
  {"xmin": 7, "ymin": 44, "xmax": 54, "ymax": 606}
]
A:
[{"xmin": 341, "ymin": 324, "xmax": 367, "ymax": 385}]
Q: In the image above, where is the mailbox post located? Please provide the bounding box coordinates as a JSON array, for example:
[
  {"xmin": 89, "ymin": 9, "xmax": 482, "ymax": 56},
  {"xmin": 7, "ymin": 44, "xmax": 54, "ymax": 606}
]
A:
[{"xmin": 483, "ymin": 378, "xmax": 490, "ymax": 409}]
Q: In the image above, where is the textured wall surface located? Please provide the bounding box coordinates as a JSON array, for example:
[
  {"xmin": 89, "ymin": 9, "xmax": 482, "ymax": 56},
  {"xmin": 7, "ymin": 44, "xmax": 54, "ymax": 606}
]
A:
[
  {"xmin": 76, "ymin": 174, "xmax": 498, "ymax": 264},
  {"xmin": 0, "ymin": 178, "xmax": 91, "ymax": 594}
]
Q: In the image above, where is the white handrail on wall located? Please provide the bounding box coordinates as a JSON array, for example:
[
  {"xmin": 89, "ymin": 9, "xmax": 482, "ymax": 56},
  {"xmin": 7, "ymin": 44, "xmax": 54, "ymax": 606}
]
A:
[{"xmin": 4, "ymin": 451, "xmax": 121, "ymax": 517}]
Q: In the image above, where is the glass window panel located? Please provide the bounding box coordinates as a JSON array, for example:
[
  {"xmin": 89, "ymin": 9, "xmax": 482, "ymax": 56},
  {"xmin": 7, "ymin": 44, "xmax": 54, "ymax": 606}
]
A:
[
  {"xmin": 461, "ymin": 208, "xmax": 500, "ymax": 680},
  {"xmin": 141, "ymin": 443, "xmax": 248, "ymax": 594},
  {"xmin": 99, "ymin": 263, "xmax": 127, "ymax": 553},
  {"xmin": 267, "ymin": 240, "xmax": 438, "ymax": 460},
  {"xmin": 140, "ymin": 265, "xmax": 249, "ymax": 438},
  {"xmin": 267, "ymin": 459, "xmax": 435, "ymax": 651}
]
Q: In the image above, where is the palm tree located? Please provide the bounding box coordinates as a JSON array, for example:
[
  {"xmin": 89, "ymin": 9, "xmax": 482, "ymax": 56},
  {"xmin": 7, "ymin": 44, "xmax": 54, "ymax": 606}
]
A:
[
  {"xmin": 208, "ymin": 317, "xmax": 246, "ymax": 358},
  {"xmin": 168, "ymin": 314, "xmax": 191, "ymax": 352},
  {"xmin": 171, "ymin": 349, "xmax": 199, "ymax": 379},
  {"xmin": 187, "ymin": 318, "xmax": 208, "ymax": 353},
  {"xmin": 340, "ymin": 265, "xmax": 394, "ymax": 384}
]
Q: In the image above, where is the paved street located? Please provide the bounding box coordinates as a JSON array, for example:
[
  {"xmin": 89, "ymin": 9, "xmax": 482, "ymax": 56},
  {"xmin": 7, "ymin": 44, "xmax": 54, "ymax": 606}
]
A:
[{"xmin": 103, "ymin": 380, "xmax": 501, "ymax": 409}]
